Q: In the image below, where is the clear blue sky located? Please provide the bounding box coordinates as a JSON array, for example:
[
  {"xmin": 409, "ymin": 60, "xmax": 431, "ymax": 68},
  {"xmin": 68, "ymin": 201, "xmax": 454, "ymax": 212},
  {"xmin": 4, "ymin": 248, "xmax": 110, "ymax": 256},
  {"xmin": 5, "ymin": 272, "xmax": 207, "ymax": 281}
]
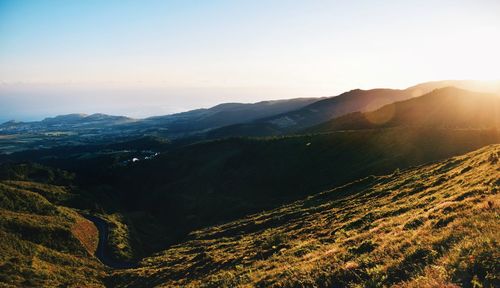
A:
[{"xmin": 1, "ymin": 0, "xmax": 499, "ymax": 121}]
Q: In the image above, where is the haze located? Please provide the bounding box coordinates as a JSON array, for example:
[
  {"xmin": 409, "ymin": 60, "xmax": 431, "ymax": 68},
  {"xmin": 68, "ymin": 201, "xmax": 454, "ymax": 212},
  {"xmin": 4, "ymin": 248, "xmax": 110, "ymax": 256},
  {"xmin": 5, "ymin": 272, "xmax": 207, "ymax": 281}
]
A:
[{"xmin": 1, "ymin": 0, "xmax": 499, "ymax": 122}]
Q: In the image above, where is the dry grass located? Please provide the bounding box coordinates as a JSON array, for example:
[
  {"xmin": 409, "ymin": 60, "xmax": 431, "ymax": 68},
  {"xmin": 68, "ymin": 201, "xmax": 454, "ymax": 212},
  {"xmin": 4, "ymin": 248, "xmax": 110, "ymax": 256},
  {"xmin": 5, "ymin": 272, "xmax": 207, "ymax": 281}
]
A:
[
  {"xmin": 72, "ymin": 217, "xmax": 99, "ymax": 255},
  {"xmin": 111, "ymin": 145, "xmax": 500, "ymax": 288},
  {"xmin": 1, "ymin": 145, "xmax": 498, "ymax": 287}
]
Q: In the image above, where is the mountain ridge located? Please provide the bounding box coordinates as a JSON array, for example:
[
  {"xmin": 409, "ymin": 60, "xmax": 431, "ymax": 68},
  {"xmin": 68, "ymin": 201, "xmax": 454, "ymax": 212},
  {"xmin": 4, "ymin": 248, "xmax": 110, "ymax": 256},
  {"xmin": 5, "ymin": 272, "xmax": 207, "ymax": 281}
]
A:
[
  {"xmin": 309, "ymin": 87, "xmax": 500, "ymax": 133},
  {"xmin": 205, "ymin": 80, "xmax": 500, "ymax": 139}
]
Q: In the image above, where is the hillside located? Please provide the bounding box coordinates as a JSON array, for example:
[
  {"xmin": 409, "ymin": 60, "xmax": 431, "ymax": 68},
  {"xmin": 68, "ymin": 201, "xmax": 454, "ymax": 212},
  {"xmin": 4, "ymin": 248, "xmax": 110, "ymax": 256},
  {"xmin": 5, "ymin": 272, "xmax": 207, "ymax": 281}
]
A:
[
  {"xmin": 310, "ymin": 87, "xmax": 500, "ymax": 133},
  {"xmin": 206, "ymin": 81, "xmax": 500, "ymax": 139},
  {"xmin": 3, "ymin": 127, "xmax": 498, "ymax": 265},
  {"xmin": 1, "ymin": 143, "xmax": 498, "ymax": 288},
  {"xmin": 0, "ymin": 180, "xmax": 105, "ymax": 287},
  {"xmin": 111, "ymin": 144, "xmax": 500, "ymax": 287},
  {"xmin": 3, "ymin": 85, "xmax": 500, "ymax": 262},
  {"xmin": 99, "ymin": 127, "xmax": 499, "ymax": 248}
]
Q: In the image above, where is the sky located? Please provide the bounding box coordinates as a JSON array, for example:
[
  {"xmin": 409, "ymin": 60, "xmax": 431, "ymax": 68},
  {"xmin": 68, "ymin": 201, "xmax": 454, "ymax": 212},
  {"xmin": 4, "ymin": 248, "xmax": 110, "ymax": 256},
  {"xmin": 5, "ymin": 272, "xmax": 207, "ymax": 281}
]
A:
[{"xmin": 1, "ymin": 0, "xmax": 500, "ymax": 122}]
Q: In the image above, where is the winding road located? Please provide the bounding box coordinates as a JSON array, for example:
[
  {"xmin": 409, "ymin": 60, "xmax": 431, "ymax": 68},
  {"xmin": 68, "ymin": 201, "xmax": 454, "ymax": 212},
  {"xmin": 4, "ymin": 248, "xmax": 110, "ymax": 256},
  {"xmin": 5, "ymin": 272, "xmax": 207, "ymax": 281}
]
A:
[{"xmin": 83, "ymin": 214, "xmax": 138, "ymax": 269}]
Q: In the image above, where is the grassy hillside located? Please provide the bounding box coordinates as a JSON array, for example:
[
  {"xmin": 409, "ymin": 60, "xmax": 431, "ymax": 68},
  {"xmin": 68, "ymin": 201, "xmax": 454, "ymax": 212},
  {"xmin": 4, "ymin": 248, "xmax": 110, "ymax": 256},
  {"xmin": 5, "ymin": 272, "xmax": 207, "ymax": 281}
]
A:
[
  {"xmin": 310, "ymin": 87, "xmax": 500, "ymax": 133},
  {"xmin": 112, "ymin": 144, "xmax": 500, "ymax": 287},
  {"xmin": 108, "ymin": 128, "xmax": 499, "ymax": 241},
  {"xmin": 0, "ymin": 137, "xmax": 498, "ymax": 287},
  {"xmin": 2, "ymin": 128, "xmax": 499, "ymax": 263},
  {"xmin": 0, "ymin": 180, "xmax": 105, "ymax": 287}
]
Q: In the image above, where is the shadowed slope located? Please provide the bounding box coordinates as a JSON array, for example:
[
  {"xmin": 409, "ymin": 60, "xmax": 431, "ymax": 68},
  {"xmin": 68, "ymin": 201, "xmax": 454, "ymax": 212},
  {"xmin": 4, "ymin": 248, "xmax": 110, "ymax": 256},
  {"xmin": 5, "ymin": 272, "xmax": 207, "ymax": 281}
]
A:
[
  {"xmin": 111, "ymin": 144, "xmax": 500, "ymax": 288},
  {"xmin": 106, "ymin": 127, "xmax": 498, "ymax": 242}
]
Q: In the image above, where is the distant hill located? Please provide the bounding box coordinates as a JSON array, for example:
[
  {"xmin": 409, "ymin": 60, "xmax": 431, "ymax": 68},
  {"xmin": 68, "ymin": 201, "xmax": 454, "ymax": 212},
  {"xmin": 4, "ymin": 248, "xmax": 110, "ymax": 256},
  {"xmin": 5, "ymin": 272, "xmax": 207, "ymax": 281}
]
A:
[
  {"xmin": 309, "ymin": 87, "xmax": 500, "ymax": 133},
  {"xmin": 0, "ymin": 98, "xmax": 319, "ymax": 151},
  {"xmin": 113, "ymin": 144, "xmax": 500, "ymax": 287},
  {"xmin": 2, "ymin": 80, "xmax": 500, "ymax": 151},
  {"xmin": 136, "ymin": 97, "xmax": 321, "ymax": 137},
  {"xmin": 39, "ymin": 113, "xmax": 88, "ymax": 124},
  {"xmin": 206, "ymin": 80, "xmax": 500, "ymax": 138},
  {"xmin": 0, "ymin": 113, "xmax": 136, "ymax": 131},
  {"xmin": 41, "ymin": 113, "xmax": 134, "ymax": 126},
  {"xmin": 207, "ymin": 88, "xmax": 414, "ymax": 138}
]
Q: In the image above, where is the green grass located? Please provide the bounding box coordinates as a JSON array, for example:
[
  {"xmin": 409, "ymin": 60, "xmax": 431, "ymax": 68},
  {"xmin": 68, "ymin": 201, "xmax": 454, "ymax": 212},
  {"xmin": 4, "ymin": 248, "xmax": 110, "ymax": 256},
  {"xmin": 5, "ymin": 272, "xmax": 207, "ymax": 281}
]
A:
[
  {"xmin": 0, "ymin": 181, "xmax": 105, "ymax": 287},
  {"xmin": 111, "ymin": 144, "xmax": 500, "ymax": 287}
]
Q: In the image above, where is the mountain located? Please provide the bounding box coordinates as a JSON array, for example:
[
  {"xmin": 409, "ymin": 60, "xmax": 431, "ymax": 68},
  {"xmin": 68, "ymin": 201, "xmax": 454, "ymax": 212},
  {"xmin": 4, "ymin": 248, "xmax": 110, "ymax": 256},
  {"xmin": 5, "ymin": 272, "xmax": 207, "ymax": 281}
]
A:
[
  {"xmin": 206, "ymin": 80, "xmax": 500, "ymax": 139},
  {"xmin": 206, "ymin": 88, "xmax": 415, "ymax": 138},
  {"xmin": 137, "ymin": 97, "xmax": 321, "ymax": 137},
  {"xmin": 309, "ymin": 87, "xmax": 500, "ymax": 133},
  {"xmin": 0, "ymin": 98, "xmax": 319, "ymax": 152},
  {"xmin": 0, "ymin": 98, "xmax": 318, "ymax": 135},
  {"xmin": 112, "ymin": 144, "xmax": 500, "ymax": 287},
  {"xmin": 2, "ymin": 80, "xmax": 499, "ymax": 151}
]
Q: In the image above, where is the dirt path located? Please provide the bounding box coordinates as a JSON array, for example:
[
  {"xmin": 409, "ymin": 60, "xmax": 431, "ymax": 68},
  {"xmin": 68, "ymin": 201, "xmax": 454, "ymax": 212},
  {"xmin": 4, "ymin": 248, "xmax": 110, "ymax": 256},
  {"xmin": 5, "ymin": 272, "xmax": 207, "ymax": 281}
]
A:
[{"xmin": 84, "ymin": 214, "xmax": 137, "ymax": 269}]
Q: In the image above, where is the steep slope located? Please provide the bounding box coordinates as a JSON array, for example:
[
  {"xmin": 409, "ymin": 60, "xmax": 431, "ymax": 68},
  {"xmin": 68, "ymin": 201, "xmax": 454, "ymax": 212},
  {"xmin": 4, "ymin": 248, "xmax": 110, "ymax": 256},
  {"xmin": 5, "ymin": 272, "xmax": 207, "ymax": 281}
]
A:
[
  {"xmin": 112, "ymin": 144, "xmax": 500, "ymax": 288},
  {"xmin": 310, "ymin": 87, "xmax": 500, "ymax": 133},
  {"xmin": 0, "ymin": 180, "xmax": 105, "ymax": 287}
]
